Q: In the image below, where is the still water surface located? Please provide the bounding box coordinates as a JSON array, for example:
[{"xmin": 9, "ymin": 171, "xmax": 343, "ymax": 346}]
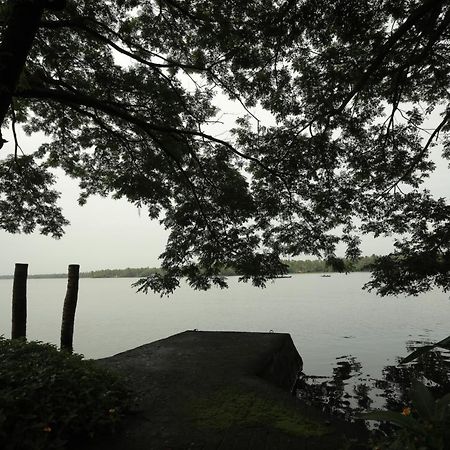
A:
[{"xmin": 1, "ymin": 273, "xmax": 448, "ymax": 381}]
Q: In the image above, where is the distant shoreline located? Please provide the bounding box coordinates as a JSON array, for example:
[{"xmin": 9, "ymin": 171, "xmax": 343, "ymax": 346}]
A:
[
  {"xmin": 0, "ymin": 271, "xmax": 371, "ymax": 280},
  {"xmin": 0, "ymin": 257, "xmax": 375, "ymax": 280}
]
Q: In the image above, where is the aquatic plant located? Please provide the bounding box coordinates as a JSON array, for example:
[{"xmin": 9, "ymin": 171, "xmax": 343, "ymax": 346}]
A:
[{"xmin": 361, "ymin": 380, "xmax": 450, "ymax": 449}]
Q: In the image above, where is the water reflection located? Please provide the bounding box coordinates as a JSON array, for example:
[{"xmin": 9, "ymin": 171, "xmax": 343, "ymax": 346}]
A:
[
  {"xmin": 296, "ymin": 355, "xmax": 368, "ymax": 421},
  {"xmin": 295, "ymin": 339, "xmax": 450, "ymax": 425}
]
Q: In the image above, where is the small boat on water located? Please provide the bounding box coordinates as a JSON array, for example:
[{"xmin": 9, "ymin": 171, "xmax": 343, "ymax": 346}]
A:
[{"xmin": 321, "ymin": 274, "xmax": 331, "ymax": 278}]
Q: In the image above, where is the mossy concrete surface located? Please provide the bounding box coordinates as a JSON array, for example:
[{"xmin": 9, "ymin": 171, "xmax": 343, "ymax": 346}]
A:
[
  {"xmin": 81, "ymin": 331, "xmax": 366, "ymax": 450},
  {"xmin": 188, "ymin": 386, "xmax": 328, "ymax": 436}
]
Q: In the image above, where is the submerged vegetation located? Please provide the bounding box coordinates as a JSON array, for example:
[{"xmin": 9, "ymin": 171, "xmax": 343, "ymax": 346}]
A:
[{"xmin": 297, "ymin": 341, "xmax": 450, "ymax": 449}]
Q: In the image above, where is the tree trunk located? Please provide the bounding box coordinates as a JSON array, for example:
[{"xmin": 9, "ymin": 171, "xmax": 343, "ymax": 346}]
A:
[
  {"xmin": 60, "ymin": 264, "xmax": 80, "ymax": 352},
  {"xmin": 0, "ymin": 0, "xmax": 67, "ymax": 137},
  {"xmin": 0, "ymin": 1, "xmax": 45, "ymax": 133},
  {"xmin": 11, "ymin": 263, "xmax": 28, "ymax": 339}
]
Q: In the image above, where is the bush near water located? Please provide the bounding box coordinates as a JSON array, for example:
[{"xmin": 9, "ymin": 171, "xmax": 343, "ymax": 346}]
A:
[{"xmin": 0, "ymin": 337, "xmax": 129, "ymax": 450}]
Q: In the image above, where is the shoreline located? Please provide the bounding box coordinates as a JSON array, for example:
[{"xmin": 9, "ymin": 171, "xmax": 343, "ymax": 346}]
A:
[{"xmin": 0, "ymin": 270, "xmax": 371, "ymax": 280}]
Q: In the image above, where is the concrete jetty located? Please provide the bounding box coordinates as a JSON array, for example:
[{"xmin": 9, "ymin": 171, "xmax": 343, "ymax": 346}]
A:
[{"xmin": 83, "ymin": 331, "xmax": 365, "ymax": 450}]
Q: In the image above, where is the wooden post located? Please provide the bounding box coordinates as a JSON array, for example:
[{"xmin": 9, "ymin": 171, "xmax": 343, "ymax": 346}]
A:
[
  {"xmin": 60, "ymin": 264, "xmax": 80, "ymax": 352},
  {"xmin": 11, "ymin": 263, "xmax": 28, "ymax": 339}
]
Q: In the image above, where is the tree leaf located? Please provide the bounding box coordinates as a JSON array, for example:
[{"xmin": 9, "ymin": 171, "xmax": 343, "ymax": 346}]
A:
[
  {"xmin": 358, "ymin": 411, "xmax": 422, "ymax": 433},
  {"xmin": 410, "ymin": 380, "xmax": 435, "ymax": 421},
  {"xmin": 400, "ymin": 345, "xmax": 435, "ymax": 364},
  {"xmin": 434, "ymin": 393, "xmax": 450, "ymax": 421},
  {"xmin": 401, "ymin": 335, "xmax": 450, "ymax": 364}
]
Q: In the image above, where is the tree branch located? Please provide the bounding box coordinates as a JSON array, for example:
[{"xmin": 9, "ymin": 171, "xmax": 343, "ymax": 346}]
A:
[
  {"xmin": 10, "ymin": 101, "xmax": 24, "ymax": 162},
  {"xmin": 0, "ymin": 0, "xmax": 46, "ymax": 141},
  {"xmin": 160, "ymin": 0, "xmax": 212, "ymax": 25},
  {"xmin": 335, "ymin": 0, "xmax": 447, "ymax": 115},
  {"xmin": 382, "ymin": 108, "xmax": 450, "ymax": 195},
  {"xmin": 40, "ymin": 18, "xmax": 206, "ymax": 71},
  {"xmin": 16, "ymin": 85, "xmax": 282, "ymax": 177}
]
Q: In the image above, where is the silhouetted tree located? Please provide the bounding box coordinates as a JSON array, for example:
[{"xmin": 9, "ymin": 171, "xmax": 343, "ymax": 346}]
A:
[{"xmin": 0, "ymin": 0, "xmax": 449, "ymax": 295}]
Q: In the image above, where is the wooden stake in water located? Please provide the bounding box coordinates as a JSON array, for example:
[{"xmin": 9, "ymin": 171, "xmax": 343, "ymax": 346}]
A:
[
  {"xmin": 60, "ymin": 264, "xmax": 80, "ymax": 352},
  {"xmin": 11, "ymin": 263, "xmax": 28, "ymax": 339}
]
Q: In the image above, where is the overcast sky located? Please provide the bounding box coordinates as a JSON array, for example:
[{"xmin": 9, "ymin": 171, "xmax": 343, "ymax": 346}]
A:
[{"xmin": 1, "ymin": 103, "xmax": 449, "ymax": 275}]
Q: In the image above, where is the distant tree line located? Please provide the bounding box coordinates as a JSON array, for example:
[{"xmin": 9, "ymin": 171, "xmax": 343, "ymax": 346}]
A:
[
  {"xmin": 84, "ymin": 255, "xmax": 377, "ymax": 278},
  {"xmin": 0, "ymin": 256, "xmax": 378, "ymax": 279},
  {"xmin": 83, "ymin": 267, "xmax": 164, "ymax": 279},
  {"xmin": 285, "ymin": 255, "xmax": 377, "ymax": 274},
  {"xmin": 0, "ymin": 273, "xmax": 68, "ymax": 280}
]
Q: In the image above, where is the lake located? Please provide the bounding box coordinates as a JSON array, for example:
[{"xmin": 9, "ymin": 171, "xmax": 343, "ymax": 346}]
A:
[{"xmin": 1, "ymin": 272, "xmax": 449, "ymax": 412}]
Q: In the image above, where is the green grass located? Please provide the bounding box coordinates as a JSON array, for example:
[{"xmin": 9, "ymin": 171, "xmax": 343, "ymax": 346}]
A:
[{"xmin": 188, "ymin": 386, "xmax": 330, "ymax": 437}]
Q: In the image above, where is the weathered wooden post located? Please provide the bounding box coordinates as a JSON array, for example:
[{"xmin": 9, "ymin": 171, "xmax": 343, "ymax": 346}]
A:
[
  {"xmin": 60, "ymin": 264, "xmax": 80, "ymax": 352},
  {"xmin": 11, "ymin": 263, "xmax": 28, "ymax": 339}
]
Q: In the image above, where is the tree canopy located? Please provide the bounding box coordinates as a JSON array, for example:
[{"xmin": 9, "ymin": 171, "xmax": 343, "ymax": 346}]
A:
[{"xmin": 0, "ymin": 0, "xmax": 449, "ymax": 295}]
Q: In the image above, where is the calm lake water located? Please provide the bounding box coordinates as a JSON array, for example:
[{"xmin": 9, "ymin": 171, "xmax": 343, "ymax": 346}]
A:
[{"xmin": 1, "ymin": 273, "xmax": 448, "ymax": 379}]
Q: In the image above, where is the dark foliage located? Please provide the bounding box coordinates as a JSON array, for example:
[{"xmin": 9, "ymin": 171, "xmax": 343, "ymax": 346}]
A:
[
  {"xmin": 0, "ymin": 0, "xmax": 449, "ymax": 294},
  {"xmin": 0, "ymin": 337, "xmax": 129, "ymax": 450}
]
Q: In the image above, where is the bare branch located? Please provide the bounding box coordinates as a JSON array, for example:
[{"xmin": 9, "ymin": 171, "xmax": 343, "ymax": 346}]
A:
[
  {"xmin": 381, "ymin": 108, "xmax": 450, "ymax": 195},
  {"xmin": 10, "ymin": 102, "xmax": 24, "ymax": 162}
]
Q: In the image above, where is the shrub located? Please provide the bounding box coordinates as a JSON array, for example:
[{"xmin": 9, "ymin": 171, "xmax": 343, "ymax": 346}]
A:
[
  {"xmin": 0, "ymin": 337, "xmax": 130, "ymax": 450},
  {"xmin": 361, "ymin": 380, "xmax": 450, "ymax": 449}
]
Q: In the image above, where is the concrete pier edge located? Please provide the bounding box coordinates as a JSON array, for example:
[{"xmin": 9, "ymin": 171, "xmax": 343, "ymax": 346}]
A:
[{"xmin": 82, "ymin": 330, "xmax": 367, "ymax": 450}]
